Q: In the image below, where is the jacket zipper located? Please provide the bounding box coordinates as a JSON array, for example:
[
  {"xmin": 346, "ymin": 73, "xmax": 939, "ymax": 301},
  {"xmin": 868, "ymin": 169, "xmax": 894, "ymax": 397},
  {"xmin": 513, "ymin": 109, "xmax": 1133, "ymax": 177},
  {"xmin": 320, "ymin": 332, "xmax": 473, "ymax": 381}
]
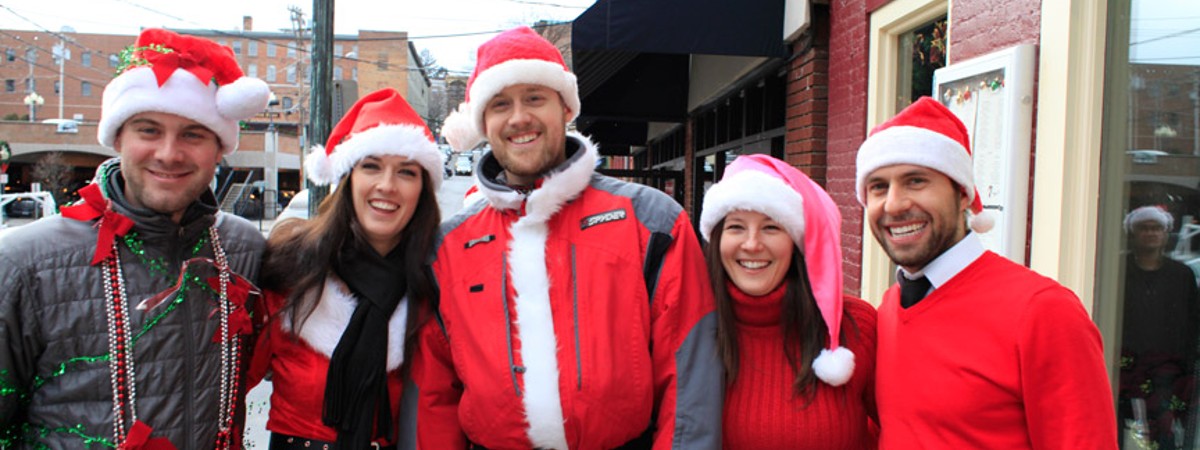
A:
[
  {"xmin": 177, "ymin": 224, "xmax": 196, "ymax": 445},
  {"xmin": 502, "ymin": 257, "xmax": 523, "ymax": 397},
  {"xmin": 571, "ymin": 244, "xmax": 581, "ymax": 391}
]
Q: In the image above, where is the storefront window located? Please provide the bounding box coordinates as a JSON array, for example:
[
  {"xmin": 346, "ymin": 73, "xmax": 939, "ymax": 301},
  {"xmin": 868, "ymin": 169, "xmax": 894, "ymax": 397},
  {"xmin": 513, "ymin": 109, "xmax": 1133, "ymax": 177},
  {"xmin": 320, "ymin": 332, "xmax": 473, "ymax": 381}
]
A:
[
  {"xmin": 1102, "ymin": 0, "xmax": 1200, "ymax": 448},
  {"xmin": 897, "ymin": 16, "xmax": 947, "ymax": 111}
]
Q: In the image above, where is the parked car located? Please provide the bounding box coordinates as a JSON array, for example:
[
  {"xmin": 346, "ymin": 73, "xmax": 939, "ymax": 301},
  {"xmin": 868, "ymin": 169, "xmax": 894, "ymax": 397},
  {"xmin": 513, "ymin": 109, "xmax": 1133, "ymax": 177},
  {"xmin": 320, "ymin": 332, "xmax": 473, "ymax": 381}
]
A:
[
  {"xmin": 455, "ymin": 155, "xmax": 474, "ymax": 175},
  {"xmin": 4, "ymin": 197, "xmax": 38, "ymax": 218}
]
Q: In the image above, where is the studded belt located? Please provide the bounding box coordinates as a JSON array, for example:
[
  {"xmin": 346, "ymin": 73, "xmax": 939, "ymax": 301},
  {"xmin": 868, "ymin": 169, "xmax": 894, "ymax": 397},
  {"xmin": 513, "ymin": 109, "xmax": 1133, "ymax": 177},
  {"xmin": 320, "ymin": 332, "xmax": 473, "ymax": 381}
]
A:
[{"xmin": 269, "ymin": 432, "xmax": 396, "ymax": 450}]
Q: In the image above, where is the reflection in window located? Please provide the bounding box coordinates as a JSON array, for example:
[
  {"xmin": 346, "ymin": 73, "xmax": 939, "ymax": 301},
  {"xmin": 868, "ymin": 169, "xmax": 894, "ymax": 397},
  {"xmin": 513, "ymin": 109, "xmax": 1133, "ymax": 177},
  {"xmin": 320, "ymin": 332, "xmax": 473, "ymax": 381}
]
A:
[
  {"xmin": 1102, "ymin": 1, "xmax": 1200, "ymax": 448},
  {"xmin": 897, "ymin": 17, "xmax": 947, "ymax": 112}
]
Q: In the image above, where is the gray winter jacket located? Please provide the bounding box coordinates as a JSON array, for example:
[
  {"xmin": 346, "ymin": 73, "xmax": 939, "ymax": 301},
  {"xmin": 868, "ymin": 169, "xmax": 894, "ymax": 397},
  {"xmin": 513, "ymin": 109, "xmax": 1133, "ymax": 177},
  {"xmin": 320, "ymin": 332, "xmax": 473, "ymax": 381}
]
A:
[{"xmin": 0, "ymin": 163, "xmax": 265, "ymax": 449}]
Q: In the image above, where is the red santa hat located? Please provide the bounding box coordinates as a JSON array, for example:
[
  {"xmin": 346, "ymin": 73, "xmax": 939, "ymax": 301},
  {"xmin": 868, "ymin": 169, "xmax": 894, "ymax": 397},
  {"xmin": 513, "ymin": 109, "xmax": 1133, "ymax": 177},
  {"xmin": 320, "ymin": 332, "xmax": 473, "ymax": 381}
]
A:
[
  {"xmin": 855, "ymin": 96, "xmax": 995, "ymax": 233},
  {"xmin": 305, "ymin": 88, "xmax": 444, "ymax": 191},
  {"xmin": 440, "ymin": 26, "xmax": 579, "ymax": 151},
  {"xmin": 1124, "ymin": 205, "xmax": 1174, "ymax": 233},
  {"xmin": 700, "ymin": 154, "xmax": 856, "ymax": 386},
  {"xmin": 99, "ymin": 28, "xmax": 270, "ymax": 155}
]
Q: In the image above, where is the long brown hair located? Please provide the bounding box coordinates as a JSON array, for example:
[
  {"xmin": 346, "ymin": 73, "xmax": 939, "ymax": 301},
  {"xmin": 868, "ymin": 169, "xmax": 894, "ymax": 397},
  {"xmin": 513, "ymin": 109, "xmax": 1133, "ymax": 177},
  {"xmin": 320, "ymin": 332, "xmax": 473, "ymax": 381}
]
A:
[
  {"xmin": 261, "ymin": 166, "xmax": 441, "ymax": 351},
  {"xmin": 705, "ymin": 217, "xmax": 849, "ymax": 401}
]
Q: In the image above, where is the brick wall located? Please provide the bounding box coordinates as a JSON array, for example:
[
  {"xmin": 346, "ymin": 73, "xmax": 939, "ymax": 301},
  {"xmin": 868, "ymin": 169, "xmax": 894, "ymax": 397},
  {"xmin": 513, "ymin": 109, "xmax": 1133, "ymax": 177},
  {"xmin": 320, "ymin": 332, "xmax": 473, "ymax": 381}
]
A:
[
  {"xmin": 948, "ymin": 0, "xmax": 1040, "ymax": 64},
  {"xmin": 828, "ymin": 0, "xmax": 871, "ymax": 296},
  {"xmin": 356, "ymin": 31, "xmax": 410, "ymax": 96},
  {"xmin": 949, "ymin": 0, "xmax": 1041, "ymax": 264},
  {"xmin": 785, "ymin": 4, "xmax": 831, "ymax": 186}
]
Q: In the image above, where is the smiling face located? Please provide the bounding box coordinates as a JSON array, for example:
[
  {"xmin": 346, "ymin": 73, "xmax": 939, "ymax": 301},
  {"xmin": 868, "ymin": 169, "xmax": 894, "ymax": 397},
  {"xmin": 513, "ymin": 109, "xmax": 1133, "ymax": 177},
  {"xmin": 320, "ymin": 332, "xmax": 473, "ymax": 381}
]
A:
[
  {"xmin": 350, "ymin": 154, "xmax": 425, "ymax": 255},
  {"xmin": 482, "ymin": 83, "xmax": 570, "ymax": 186},
  {"xmin": 719, "ymin": 210, "xmax": 795, "ymax": 296},
  {"xmin": 113, "ymin": 111, "xmax": 222, "ymax": 223},
  {"xmin": 864, "ymin": 164, "xmax": 969, "ymax": 273}
]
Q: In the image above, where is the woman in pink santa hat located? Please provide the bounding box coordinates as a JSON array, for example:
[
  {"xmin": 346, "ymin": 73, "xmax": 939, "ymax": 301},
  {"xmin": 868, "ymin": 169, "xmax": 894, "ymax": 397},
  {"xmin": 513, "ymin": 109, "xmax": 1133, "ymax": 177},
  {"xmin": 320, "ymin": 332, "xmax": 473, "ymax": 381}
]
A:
[
  {"xmin": 247, "ymin": 88, "xmax": 444, "ymax": 449},
  {"xmin": 699, "ymin": 154, "xmax": 878, "ymax": 449}
]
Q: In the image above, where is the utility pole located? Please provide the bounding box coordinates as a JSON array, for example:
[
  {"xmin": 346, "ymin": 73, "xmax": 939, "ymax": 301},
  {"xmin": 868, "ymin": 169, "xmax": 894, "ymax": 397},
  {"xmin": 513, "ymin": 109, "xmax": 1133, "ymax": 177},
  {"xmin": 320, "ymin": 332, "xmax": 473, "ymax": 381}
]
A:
[
  {"xmin": 307, "ymin": 0, "xmax": 334, "ymax": 214},
  {"xmin": 54, "ymin": 27, "xmax": 73, "ymax": 120}
]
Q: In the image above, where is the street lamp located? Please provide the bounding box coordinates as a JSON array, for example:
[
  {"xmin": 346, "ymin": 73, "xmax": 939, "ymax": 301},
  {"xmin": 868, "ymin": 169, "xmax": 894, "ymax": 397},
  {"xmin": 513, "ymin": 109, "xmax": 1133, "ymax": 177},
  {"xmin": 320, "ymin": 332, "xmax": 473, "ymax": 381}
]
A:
[{"xmin": 23, "ymin": 92, "xmax": 44, "ymax": 122}]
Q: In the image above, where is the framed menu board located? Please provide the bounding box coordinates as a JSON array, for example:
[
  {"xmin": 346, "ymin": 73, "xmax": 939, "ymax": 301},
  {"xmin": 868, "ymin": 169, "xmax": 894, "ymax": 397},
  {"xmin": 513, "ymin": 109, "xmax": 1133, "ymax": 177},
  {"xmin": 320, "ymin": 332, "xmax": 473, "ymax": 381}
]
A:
[{"xmin": 933, "ymin": 44, "xmax": 1035, "ymax": 262}]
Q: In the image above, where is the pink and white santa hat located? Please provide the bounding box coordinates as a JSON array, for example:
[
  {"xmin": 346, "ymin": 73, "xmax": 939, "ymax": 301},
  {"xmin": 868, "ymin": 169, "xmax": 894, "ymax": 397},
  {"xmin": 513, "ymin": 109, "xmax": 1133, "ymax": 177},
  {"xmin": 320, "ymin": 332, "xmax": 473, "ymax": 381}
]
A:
[
  {"xmin": 440, "ymin": 26, "xmax": 579, "ymax": 151},
  {"xmin": 305, "ymin": 88, "xmax": 444, "ymax": 190},
  {"xmin": 1124, "ymin": 205, "xmax": 1174, "ymax": 233},
  {"xmin": 855, "ymin": 96, "xmax": 995, "ymax": 233},
  {"xmin": 99, "ymin": 28, "xmax": 270, "ymax": 155},
  {"xmin": 700, "ymin": 154, "xmax": 855, "ymax": 386}
]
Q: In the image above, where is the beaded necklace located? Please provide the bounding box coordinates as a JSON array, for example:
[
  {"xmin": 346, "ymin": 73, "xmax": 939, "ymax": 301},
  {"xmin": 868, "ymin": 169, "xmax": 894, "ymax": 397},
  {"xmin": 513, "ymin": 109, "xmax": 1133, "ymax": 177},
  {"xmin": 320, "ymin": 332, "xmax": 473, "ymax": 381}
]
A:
[{"xmin": 101, "ymin": 224, "xmax": 240, "ymax": 449}]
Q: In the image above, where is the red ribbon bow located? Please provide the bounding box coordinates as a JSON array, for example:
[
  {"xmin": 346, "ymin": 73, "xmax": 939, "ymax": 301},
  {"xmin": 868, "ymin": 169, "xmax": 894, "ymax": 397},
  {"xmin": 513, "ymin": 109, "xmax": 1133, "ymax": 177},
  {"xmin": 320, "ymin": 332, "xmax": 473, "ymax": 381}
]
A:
[
  {"xmin": 206, "ymin": 273, "xmax": 259, "ymax": 342},
  {"xmin": 120, "ymin": 420, "xmax": 177, "ymax": 450},
  {"xmin": 143, "ymin": 49, "xmax": 213, "ymax": 88},
  {"xmin": 61, "ymin": 183, "xmax": 135, "ymax": 266}
]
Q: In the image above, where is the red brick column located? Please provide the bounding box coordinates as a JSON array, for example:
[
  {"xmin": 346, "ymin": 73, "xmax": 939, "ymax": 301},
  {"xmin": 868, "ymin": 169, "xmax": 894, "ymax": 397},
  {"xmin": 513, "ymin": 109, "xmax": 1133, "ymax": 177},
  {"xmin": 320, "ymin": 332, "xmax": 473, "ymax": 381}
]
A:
[
  {"xmin": 827, "ymin": 0, "xmax": 870, "ymax": 296},
  {"xmin": 786, "ymin": 5, "xmax": 831, "ymax": 186}
]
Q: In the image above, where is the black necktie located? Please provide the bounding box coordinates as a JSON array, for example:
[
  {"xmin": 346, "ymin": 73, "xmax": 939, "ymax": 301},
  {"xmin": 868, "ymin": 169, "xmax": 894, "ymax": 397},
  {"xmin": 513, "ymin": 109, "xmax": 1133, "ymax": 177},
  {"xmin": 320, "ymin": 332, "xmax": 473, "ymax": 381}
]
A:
[{"xmin": 900, "ymin": 276, "xmax": 932, "ymax": 309}]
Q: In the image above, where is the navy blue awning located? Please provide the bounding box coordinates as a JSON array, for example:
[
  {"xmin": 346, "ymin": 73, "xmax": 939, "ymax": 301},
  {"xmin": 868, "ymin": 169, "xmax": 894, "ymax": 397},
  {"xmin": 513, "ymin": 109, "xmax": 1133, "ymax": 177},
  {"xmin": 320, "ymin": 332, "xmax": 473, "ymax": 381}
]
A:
[
  {"xmin": 571, "ymin": 0, "xmax": 788, "ymax": 151},
  {"xmin": 572, "ymin": 0, "xmax": 788, "ymax": 58}
]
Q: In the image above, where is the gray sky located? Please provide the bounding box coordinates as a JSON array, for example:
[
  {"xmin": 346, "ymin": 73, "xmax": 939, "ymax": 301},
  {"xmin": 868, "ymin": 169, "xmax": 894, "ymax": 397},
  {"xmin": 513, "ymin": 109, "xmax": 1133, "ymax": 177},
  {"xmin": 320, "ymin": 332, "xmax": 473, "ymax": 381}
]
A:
[
  {"xmin": 0, "ymin": 0, "xmax": 595, "ymax": 73},
  {"xmin": 1130, "ymin": 0, "xmax": 1200, "ymax": 65}
]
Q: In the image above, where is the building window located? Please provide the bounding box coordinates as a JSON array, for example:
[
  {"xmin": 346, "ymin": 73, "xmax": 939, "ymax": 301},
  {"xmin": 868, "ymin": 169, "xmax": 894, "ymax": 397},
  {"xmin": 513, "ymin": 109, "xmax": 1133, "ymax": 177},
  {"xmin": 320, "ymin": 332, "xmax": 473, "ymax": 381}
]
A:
[
  {"xmin": 267, "ymin": 65, "xmax": 277, "ymax": 82},
  {"xmin": 281, "ymin": 97, "xmax": 293, "ymax": 109},
  {"xmin": 232, "ymin": 41, "xmax": 242, "ymax": 55},
  {"xmin": 1100, "ymin": 0, "xmax": 1200, "ymax": 447},
  {"xmin": 248, "ymin": 41, "xmax": 258, "ymax": 57},
  {"xmin": 335, "ymin": 44, "xmax": 344, "ymax": 57},
  {"xmin": 25, "ymin": 48, "xmax": 36, "ymax": 64},
  {"xmin": 53, "ymin": 80, "xmax": 60, "ymax": 94},
  {"xmin": 267, "ymin": 41, "xmax": 276, "ymax": 57},
  {"xmin": 81, "ymin": 81, "xmax": 91, "ymax": 97},
  {"xmin": 333, "ymin": 66, "xmax": 343, "ymax": 80},
  {"xmin": 5, "ymin": 48, "xmax": 13, "ymax": 62},
  {"xmin": 287, "ymin": 44, "xmax": 296, "ymax": 58},
  {"xmin": 305, "ymin": 67, "xmax": 311, "ymax": 84},
  {"xmin": 352, "ymin": 67, "xmax": 357, "ymax": 81},
  {"xmin": 5, "ymin": 79, "xmax": 13, "ymax": 92},
  {"xmin": 26, "ymin": 77, "xmax": 34, "ymax": 92},
  {"xmin": 247, "ymin": 64, "xmax": 257, "ymax": 78},
  {"xmin": 109, "ymin": 54, "xmax": 119, "ymax": 68},
  {"xmin": 287, "ymin": 66, "xmax": 296, "ymax": 83},
  {"xmin": 897, "ymin": 17, "xmax": 947, "ymax": 112},
  {"xmin": 81, "ymin": 51, "xmax": 91, "ymax": 67}
]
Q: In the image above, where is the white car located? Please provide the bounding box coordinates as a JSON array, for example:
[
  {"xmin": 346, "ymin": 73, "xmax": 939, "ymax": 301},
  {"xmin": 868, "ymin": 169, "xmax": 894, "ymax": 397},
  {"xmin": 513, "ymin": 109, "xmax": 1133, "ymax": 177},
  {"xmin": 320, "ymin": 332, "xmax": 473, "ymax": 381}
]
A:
[{"xmin": 455, "ymin": 156, "xmax": 474, "ymax": 175}]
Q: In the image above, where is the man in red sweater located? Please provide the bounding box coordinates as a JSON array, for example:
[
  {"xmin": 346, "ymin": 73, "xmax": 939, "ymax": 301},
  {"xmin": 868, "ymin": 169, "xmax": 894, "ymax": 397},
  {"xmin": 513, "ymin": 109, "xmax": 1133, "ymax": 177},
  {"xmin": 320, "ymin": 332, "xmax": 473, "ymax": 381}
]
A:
[{"xmin": 855, "ymin": 97, "xmax": 1117, "ymax": 449}]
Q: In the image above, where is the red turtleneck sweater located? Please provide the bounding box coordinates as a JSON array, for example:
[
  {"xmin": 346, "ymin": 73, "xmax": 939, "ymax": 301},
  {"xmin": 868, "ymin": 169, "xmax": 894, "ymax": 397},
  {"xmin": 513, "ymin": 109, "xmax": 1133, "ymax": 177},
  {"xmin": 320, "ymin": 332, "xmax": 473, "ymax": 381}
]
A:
[{"xmin": 722, "ymin": 282, "xmax": 879, "ymax": 449}]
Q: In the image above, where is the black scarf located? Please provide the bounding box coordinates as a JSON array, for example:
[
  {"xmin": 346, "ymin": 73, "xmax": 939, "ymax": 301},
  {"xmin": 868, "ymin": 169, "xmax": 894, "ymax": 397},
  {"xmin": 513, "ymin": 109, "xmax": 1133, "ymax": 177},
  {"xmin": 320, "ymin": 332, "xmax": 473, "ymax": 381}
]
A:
[{"xmin": 323, "ymin": 236, "xmax": 407, "ymax": 448}]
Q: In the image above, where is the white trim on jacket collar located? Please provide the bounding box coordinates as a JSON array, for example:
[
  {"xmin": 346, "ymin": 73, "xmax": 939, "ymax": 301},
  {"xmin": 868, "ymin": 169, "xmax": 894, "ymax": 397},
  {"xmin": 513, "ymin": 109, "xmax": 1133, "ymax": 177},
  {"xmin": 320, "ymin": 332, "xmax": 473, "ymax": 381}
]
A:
[
  {"xmin": 478, "ymin": 131, "xmax": 598, "ymax": 213},
  {"xmin": 280, "ymin": 277, "xmax": 409, "ymax": 371}
]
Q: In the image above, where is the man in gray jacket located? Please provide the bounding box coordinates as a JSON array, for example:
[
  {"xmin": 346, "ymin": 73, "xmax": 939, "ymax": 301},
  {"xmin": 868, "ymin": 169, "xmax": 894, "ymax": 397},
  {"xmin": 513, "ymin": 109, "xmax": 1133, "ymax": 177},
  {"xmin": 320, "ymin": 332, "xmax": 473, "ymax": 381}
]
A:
[{"xmin": 0, "ymin": 28, "xmax": 270, "ymax": 449}]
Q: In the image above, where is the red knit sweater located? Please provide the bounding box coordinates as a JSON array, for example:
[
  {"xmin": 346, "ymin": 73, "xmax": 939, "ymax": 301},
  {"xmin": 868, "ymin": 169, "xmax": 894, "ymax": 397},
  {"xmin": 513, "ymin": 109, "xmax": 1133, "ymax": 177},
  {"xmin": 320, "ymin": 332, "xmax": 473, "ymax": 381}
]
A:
[{"xmin": 722, "ymin": 282, "xmax": 879, "ymax": 449}]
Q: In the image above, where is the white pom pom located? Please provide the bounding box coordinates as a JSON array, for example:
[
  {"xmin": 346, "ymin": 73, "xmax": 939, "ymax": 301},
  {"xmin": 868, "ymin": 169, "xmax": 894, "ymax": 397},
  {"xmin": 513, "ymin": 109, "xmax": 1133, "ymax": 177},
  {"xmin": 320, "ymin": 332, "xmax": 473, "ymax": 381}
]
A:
[
  {"xmin": 442, "ymin": 102, "xmax": 484, "ymax": 152},
  {"xmin": 216, "ymin": 77, "xmax": 271, "ymax": 120},
  {"xmin": 970, "ymin": 209, "xmax": 996, "ymax": 233},
  {"xmin": 304, "ymin": 146, "xmax": 337, "ymax": 185},
  {"xmin": 812, "ymin": 346, "xmax": 855, "ymax": 386}
]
